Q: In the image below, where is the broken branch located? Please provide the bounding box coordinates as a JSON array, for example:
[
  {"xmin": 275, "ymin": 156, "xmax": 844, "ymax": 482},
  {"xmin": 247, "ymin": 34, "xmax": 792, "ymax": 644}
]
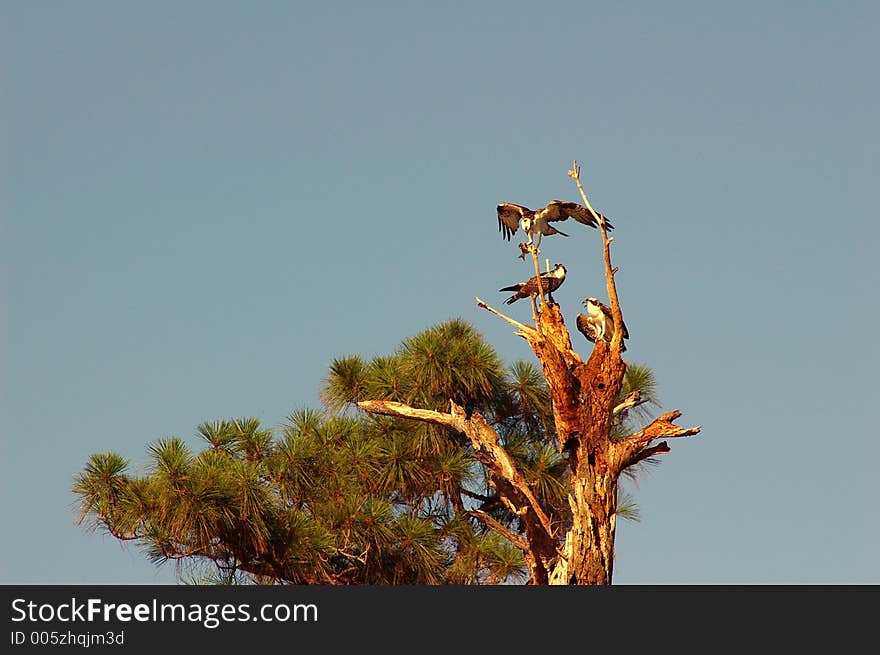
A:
[
  {"xmin": 613, "ymin": 391, "xmax": 645, "ymax": 416},
  {"xmin": 623, "ymin": 410, "xmax": 702, "ymax": 446},
  {"xmin": 628, "ymin": 441, "xmax": 671, "ymax": 467},
  {"xmin": 467, "ymin": 510, "xmax": 530, "ymax": 551},
  {"xmin": 614, "ymin": 410, "xmax": 701, "ymax": 471},
  {"xmin": 357, "ymin": 398, "xmax": 555, "ymax": 541},
  {"xmin": 476, "ymin": 297, "xmax": 536, "ymax": 338}
]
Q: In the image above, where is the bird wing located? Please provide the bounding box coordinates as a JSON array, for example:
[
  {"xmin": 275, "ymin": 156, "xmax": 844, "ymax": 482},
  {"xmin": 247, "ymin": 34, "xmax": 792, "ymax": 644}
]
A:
[
  {"xmin": 576, "ymin": 313, "xmax": 597, "ymax": 343},
  {"xmin": 596, "ymin": 212, "xmax": 614, "ymax": 230},
  {"xmin": 520, "ymin": 272, "xmax": 544, "ymax": 294},
  {"xmin": 499, "ymin": 273, "xmax": 533, "ymax": 292},
  {"xmin": 540, "ymin": 223, "xmax": 568, "ymax": 237},
  {"xmin": 545, "ymin": 199, "xmax": 614, "ymax": 230},
  {"xmin": 499, "ymin": 270, "xmax": 543, "ymax": 294},
  {"xmin": 599, "ymin": 302, "xmax": 629, "ymax": 340},
  {"xmin": 544, "ymin": 200, "xmax": 596, "ymax": 226},
  {"xmin": 497, "ymin": 203, "xmax": 528, "ymax": 241},
  {"xmin": 500, "ymin": 266, "xmax": 563, "ymax": 295},
  {"xmin": 543, "ymin": 273, "xmax": 565, "ymax": 294}
]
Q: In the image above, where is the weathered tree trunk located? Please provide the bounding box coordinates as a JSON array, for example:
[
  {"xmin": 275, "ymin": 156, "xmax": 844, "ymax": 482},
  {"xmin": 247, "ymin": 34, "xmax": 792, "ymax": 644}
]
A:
[
  {"xmin": 360, "ymin": 162, "xmax": 701, "ymax": 584},
  {"xmin": 551, "ymin": 467, "xmax": 618, "ymax": 585},
  {"xmin": 528, "ymin": 304, "xmax": 627, "ymax": 585}
]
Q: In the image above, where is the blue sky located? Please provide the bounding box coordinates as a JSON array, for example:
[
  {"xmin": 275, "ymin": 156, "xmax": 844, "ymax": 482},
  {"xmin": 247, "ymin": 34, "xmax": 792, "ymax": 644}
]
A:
[{"xmin": 2, "ymin": 1, "xmax": 876, "ymax": 584}]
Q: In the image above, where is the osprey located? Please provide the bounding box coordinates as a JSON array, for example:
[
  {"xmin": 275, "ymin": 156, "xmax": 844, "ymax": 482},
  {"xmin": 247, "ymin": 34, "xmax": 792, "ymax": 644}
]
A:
[
  {"xmin": 497, "ymin": 200, "xmax": 614, "ymax": 251},
  {"xmin": 499, "ymin": 263, "xmax": 567, "ymax": 305},
  {"xmin": 576, "ymin": 297, "xmax": 629, "ymax": 351}
]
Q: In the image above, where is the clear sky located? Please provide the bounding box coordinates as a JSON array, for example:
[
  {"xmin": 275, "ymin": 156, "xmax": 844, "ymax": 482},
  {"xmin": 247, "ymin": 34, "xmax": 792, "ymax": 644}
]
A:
[{"xmin": 2, "ymin": 1, "xmax": 876, "ymax": 584}]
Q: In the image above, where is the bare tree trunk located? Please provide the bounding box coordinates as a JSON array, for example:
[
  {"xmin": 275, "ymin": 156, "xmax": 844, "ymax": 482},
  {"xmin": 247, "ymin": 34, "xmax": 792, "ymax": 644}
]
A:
[{"xmin": 551, "ymin": 468, "xmax": 618, "ymax": 585}]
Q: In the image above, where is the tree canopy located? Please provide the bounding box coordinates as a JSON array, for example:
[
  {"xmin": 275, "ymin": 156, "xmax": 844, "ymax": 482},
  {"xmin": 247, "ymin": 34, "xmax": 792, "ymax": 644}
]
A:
[{"xmin": 74, "ymin": 318, "xmax": 658, "ymax": 584}]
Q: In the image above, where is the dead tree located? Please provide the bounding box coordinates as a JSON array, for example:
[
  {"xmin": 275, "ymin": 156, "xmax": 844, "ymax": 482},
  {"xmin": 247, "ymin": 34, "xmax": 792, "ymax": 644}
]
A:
[{"xmin": 359, "ymin": 162, "xmax": 701, "ymax": 585}]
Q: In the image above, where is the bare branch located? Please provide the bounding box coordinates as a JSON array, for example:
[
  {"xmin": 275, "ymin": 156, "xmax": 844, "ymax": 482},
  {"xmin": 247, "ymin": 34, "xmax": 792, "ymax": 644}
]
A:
[
  {"xmin": 623, "ymin": 410, "xmax": 702, "ymax": 445},
  {"xmin": 105, "ymin": 525, "xmax": 143, "ymax": 542},
  {"xmin": 475, "ymin": 297, "xmax": 536, "ymax": 337},
  {"xmin": 357, "ymin": 398, "xmax": 555, "ymax": 541},
  {"xmin": 569, "ymin": 160, "xmax": 625, "ymax": 355},
  {"xmin": 628, "ymin": 441, "xmax": 671, "ymax": 467},
  {"xmin": 357, "ymin": 400, "xmax": 459, "ymax": 427},
  {"xmin": 460, "ymin": 488, "xmax": 495, "ymax": 504},
  {"xmin": 568, "ymin": 161, "xmax": 600, "ymax": 221},
  {"xmin": 613, "ymin": 391, "xmax": 647, "ymax": 416},
  {"xmin": 336, "ymin": 549, "xmax": 368, "ymax": 565},
  {"xmin": 529, "ymin": 246, "xmax": 546, "ymax": 326},
  {"xmin": 466, "ymin": 510, "xmax": 530, "ymax": 551},
  {"xmin": 614, "ymin": 410, "xmax": 701, "ymax": 471}
]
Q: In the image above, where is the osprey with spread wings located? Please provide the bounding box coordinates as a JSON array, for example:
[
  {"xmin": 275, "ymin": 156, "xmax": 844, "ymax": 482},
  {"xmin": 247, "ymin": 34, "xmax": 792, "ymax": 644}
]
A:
[{"xmin": 497, "ymin": 200, "xmax": 613, "ymax": 251}]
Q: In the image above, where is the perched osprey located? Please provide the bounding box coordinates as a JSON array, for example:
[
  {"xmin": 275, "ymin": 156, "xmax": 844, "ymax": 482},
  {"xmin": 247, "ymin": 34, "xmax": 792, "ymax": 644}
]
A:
[
  {"xmin": 499, "ymin": 263, "xmax": 567, "ymax": 305},
  {"xmin": 497, "ymin": 200, "xmax": 613, "ymax": 251},
  {"xmin": 576, "ymin": 297, "xmax": 629, "ymax": 351}
]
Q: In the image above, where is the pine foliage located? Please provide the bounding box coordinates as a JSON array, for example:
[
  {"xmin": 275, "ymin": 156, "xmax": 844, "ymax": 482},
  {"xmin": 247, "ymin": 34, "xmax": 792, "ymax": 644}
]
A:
[{"xmin": 74, "ymin": 319, "xmax": 660, "ymax": 584}]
